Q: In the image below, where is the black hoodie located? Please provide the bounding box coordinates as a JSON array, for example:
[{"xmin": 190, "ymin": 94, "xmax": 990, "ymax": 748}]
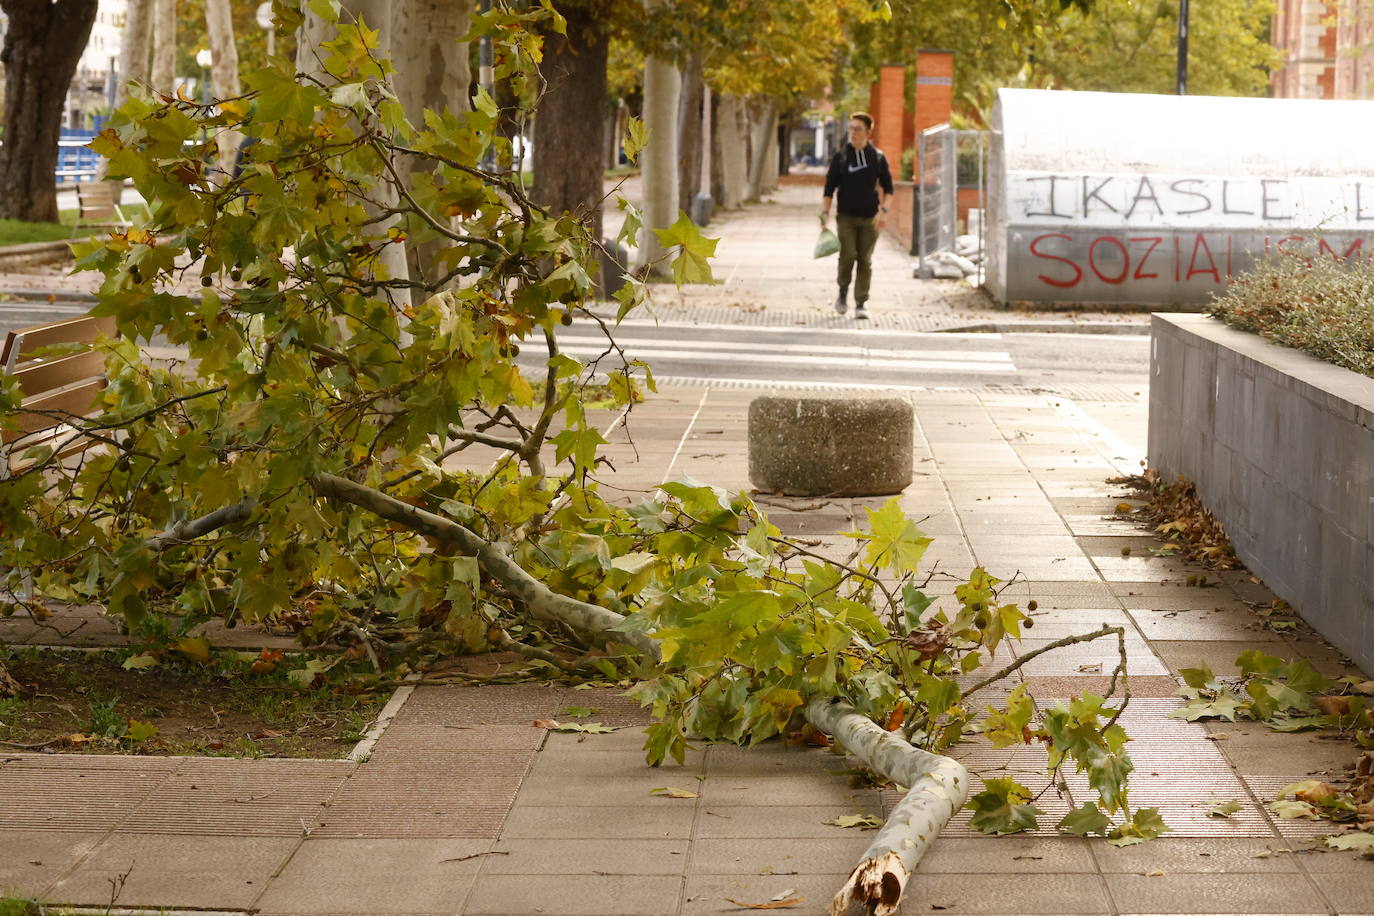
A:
[{"xmin": 824, "ymin": 142, "xmax": 894, "ymax": 219}]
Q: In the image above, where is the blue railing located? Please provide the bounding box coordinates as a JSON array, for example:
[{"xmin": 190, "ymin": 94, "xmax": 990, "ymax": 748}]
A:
[{"xmin": 56, "ymin": 119, "xmax": 106, "ymax": 183}]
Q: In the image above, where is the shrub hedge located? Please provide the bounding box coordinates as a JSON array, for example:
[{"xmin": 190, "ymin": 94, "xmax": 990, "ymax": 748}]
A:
[{"xmin": 1209, "ymin": 245, "xmax": 1374, "ymax": 378}]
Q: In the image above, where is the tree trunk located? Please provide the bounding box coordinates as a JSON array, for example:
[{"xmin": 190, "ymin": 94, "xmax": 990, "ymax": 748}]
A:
[
  {"xmin": 392, "ymin": 0, "xmax": 471, "ymax": 125},
  {"xmin": 0, "ymin": 0, "xmax": 100, "ymax": 222},
  {"xmin": 392, "ymin": 0, "xmax": 472, "ymax": 287},
  {"xmin": 715, "ymin": 92, "xmax": 746, "ymax": 210},
  {"xmin": 100, "ymin": 0, "xmax": 152, "ymax": 201},
  {"xmin": 150, "ymin": 0, "xmax": 177, "ymax": 94},
  {"xmin": 297, "ymin": 0, "xmax": 412, "ymax": 311},
  {"xmin": 675, "ymin": 53, "xmax": 702, "ymax": 215},
  {"xmin": 745, "ymin": 95, "xmax": 777, "ymax": 201},
  {"xmin": 531, "ymin": 5, "xmax": 608, "ymax": 244},
  {"xmin": 638, "ymin": 1, "xmax": 680, "ymax": 274},
  {"xmin": 204, "ymin": 0, "xmax": 243, "ymax": 182}
]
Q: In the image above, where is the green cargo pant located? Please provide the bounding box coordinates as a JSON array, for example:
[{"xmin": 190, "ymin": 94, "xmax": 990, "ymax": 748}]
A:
[{"xmin": 836, "ymin": 212, "xmax": 878, "ymax": 303}]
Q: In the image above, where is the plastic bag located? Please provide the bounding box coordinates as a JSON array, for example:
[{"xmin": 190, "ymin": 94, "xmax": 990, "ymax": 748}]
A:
[{"xmin": 813, "ymin": 227, "xmax": 840, "ymax": 259}]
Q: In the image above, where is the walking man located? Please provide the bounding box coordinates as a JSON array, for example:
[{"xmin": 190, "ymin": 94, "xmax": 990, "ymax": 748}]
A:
[{"xmin": 821, "ymin": 112, "xmax": 894, "ymax": 320}]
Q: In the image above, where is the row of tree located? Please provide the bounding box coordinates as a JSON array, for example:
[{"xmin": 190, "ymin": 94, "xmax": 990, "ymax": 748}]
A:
[{"xmin": 0, "ymin": 0, "xmax": 1282, "ymax": 228}]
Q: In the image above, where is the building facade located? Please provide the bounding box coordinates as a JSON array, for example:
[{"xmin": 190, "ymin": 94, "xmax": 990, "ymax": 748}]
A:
[
  {"xmin": 67, "ymin": 0, "xmax": 127, "ymax": 128},
  {"xmin": 1272, "ymin": 0, "xmax": 1374, "ymax": 99}
]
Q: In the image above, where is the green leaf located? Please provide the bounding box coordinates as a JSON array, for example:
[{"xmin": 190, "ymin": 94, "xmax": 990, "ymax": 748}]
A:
[
  {"xmin": 615, "ymin": 196, "xmax": 643, "ymax": 248},
  {"xmin": 1057, "ymin": 802, "xmax": 1112, "ymax": 836},
  {"xmin": 967, "ymin": 777, "xmax": 1043, "ymax": 836},
  {"xmin": 121, "ymin": 653, "xmax": 159, "ymax": 670},
  {"xmin": 1206, "ymin": 798, "xmax": 1244, "ymax": 818},
  {"xmin": 1179, "ymin": 664, "xmax": 1215, "ymax": 690},
  {"xmin": 1169, "ymin": 691, "xmax": 1245, "ymax": 722},
  {"xmin": 653, "ymin": 212, "xmax": 719, "ymax": 286},
  {"xmin": 984, "ymin": 683, "xmax": 1034, "ymax": 748},
  {"xmin": 824, "ymin": 813, "xmax": 884, "ymax": 829},
  {"xmin": 125, "ymin": 719, "xmax": 160, "ymax": 742},
  {"xmin": 559, "ymin": 705, "xmax": 596, "ymax": 718},
  {"xmin": 1106, "ymin": 807, "xmax": 1169, "ymax": 846}
]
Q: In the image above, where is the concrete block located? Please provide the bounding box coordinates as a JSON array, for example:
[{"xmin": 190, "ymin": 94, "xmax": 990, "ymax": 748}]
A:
[{"xmin": 747, "ymin": 396, "xmax": 913, "ymax": 497}]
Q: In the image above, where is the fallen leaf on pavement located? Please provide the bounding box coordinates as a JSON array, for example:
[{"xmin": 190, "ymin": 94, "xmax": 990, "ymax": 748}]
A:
[
  {"xmin": 651, "ymin": 786, "xmax": 700, "ymax": 799},
  {"xmin": 824, "ymin": 814, "xmax": 884, "ymax": 829},
  {"xmin": 532, "ymin": 719, "xmax": 560, "ymax": 729},
  {"xmin": 553, "ymin": 722, "xmax": 620, "ymax": 734},
  {"xmin": 724, "ymin": 896, "xmax": 804, "ymax": 910},
  {"xmin": 1146, "ymin": 870, "xmax": 1165, "ymax": 877},
  {"xmin": 1206, "ymin": 799, "xmax": 1244, "ymax": 818},
  {"xmin": 1326, "ymin": 833, "xmax": 1374, "ymax": 855}
]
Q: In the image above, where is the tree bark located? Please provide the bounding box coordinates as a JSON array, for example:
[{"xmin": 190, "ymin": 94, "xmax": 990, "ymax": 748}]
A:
[
  {"xmin": 100, "ymin": 0, "xmax": 153, "ymax": 201},
  {"xmin": 150, "ymin": 0, "xmax": 177, "ymax": 94},
  {"xmin": 203, "ymin": 0, "xmax": 243, "ymax": 181},
  {"xmin": 392, "ymin": 0, "xmax": 472, "ymax": 287},
  {"xmin": 806, "ymin": 695, "xmax": 971, "ymax": 916},
  {"xmin": 745, "ymin": 95, "xmax": 777, "ymax": 201},
  {"xmin": 715, "ymin": 92, "xmax": 746, "ymax": 210},
  {"xmin": 531, "ymin": 4, "xmax": 610, "ymax": 244},
  {"xmin": 0, "ymin": 0, "xmax": 100, "ymax": 222},
  {"xmin": 637, "ymin": 0, "xmax": 679, "ymax": 274},
  {"xmin": 675, "ymin": 53, "xmax": 702, "ymax": 215},
  {"xmin": 392, "ymin": 0, "xmax": 471, "ymax": 125}
]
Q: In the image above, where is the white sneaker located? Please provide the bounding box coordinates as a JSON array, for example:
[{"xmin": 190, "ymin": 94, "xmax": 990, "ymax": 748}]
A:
[
  {"xmin": 854, "ymin": 304, "xmax": 869, "ymax": 320},
  {"xmin": 834, "ymin": 291, "xmax": 848, "ymax": 315}
]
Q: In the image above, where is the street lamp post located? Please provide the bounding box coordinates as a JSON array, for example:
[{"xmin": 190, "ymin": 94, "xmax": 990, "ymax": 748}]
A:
[
  {"xmin": 1176, "ymin": 0, "xmax": 1190, "ymax": 95},
  {"xmin": 195, "ymin": 47, "xmax": 213, "ymax": 104},
  {"xmin": 256, "ymin": 2, "xmax": 275, "ymax": 60}
]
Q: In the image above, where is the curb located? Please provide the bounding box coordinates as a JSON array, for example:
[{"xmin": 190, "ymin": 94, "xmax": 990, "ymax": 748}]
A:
[
  {"xmin": 938, "ymin": 321, "xmax": 1151, "ymax": 336},
  {"xmin": 0, "ymin": 288, "xmax": 98, "ymax": 304}
]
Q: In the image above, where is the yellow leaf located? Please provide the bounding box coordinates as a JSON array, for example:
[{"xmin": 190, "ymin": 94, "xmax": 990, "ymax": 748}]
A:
[
  {"xmin": 173, "ymin": 636, "xmax": 212, "ymax": 664},
  {"xmin": 650, "ymin": 786, "xmax": 700, "ymax": 799}
]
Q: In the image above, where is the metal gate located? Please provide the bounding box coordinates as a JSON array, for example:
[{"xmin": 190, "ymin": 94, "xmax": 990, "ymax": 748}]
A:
[{"xmin": 915, "ymin": 125, "xmax": 987, "ymax": 280}]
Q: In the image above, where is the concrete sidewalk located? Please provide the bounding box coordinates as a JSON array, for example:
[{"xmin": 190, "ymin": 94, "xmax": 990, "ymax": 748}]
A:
[{"xmin": 3, "ymin": 382, "xmax": 1371, "ymax": 915}]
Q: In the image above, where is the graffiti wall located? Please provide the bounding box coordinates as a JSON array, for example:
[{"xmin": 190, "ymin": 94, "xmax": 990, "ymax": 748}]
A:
[{"xmin": 985, "ymin": 90, "xmax": 1374, "ymax": 306}]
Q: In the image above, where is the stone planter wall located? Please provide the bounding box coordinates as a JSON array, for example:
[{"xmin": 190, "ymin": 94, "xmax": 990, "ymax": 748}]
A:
[{"xmin": 1149, "ymin": 313, "xmax": 1374, "ymax": 673}]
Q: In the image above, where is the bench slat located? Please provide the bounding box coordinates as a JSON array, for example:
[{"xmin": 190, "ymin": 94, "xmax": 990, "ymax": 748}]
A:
[
  {"xmin": 1, "ymin": 315, "xmax": 114, "ymax": 369},
  {"xmin": 2, "ymin": 378, "xmax": 107, "ymax": 441},
  {"xmin": 11, "ymin": 349, "xmax": 105, "ymax": 397}
]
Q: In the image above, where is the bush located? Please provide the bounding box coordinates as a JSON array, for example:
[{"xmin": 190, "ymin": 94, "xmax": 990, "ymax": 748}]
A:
[{"xmin": 1209, "ymin": 245, "xmax": 1374, "ymax": 378}]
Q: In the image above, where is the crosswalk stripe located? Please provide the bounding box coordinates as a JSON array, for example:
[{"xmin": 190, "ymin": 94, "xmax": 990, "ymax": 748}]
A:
[
  {"xmin": 555, "ymin": 334, "xmax": 1012, "ymax": 363},
  {"xmin": 553, "ymin": 343, "xmax": 1016, "ymax": 373}
]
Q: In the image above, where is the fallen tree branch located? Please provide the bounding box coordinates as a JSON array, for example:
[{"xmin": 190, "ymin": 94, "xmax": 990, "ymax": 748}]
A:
[
  {"xmin": 310, "ymin": 473, "xmax": 660, "ymax": 661},
  {"xmin": 806, "ymin": 695, "xmax": 971, "ymax": 916},
  {"xmin": 959, "ymin": 623, "xmax": 1125, "ymax": 701},
  {"xmin": 146, "ymin": 499, "xmax": 258, "ymax": 551}
]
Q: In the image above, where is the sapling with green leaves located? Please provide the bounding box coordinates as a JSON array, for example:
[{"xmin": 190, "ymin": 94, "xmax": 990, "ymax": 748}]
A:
[{"xmin": 0, "ymin": 3, "xmax": 1158, "ymax": 912}]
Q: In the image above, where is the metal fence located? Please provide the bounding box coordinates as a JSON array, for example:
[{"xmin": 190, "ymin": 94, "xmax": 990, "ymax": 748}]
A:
[{"xmin": 915, "ymin": 125, "xmax": 988, "ymax": 279}]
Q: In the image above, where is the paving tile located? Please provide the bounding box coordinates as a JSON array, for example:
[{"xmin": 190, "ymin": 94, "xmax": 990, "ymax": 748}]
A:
[
  {"xmin": 688, "ymin": 836, "xmax": 872, "ymax": 875},
  {"xmin": 0, "ymin": 830, "xmax": 103, "ymax": 898},
  {"xmin": 485, "ymin": 838, "xmax": 689, "ymax": 875},
  {"xmin": 499, "ymin": 805, "xmax": 695, "ymax": 840},
  {"xmin": 915, "ymin": 836, "xmax": 1095, "ymax": 874},
  {"xmin": 1090, "ymin": 837, "xmax": 1301, "ymax": 873},
  {"xmin": 45, "ymin": 835, "xmax": 296, "ymax": 909},
  {"xmin": 514, "ymin": 770, "xmax": 704, "ymax": 807},
  {"xmin": 681, "ymin": 874, "xmax": 850, "ymax": 915},
  {"xmin": 0, "ymin": 756, "xmax": 179, "ymax": 831},
  {"xmin": 697, "ymin": 773, "xmax": 879, "ymax": 808},
  {"xmin": 119, "ymin": 758, "xmax": 352, "ymax": 836},
  {"xmin": 461, "ymin": 874, "xmax": 682, "ymax": 915},
  {"xmin": 695, "ymin": 804, "xmax": 884, "ymax": 839},
  {"xmin": 254, "ymin": 838, "xmax": 488, "ymax": 914},
  {"xmin": 1103, "ymin": 872, "xmax": 1326, "ymax": 914},
  {"xmin": 897, "ymin": 874, "xmax": 1113, "ymax": 914},
  {"xmin": 1151, "ymin": 640, "xmax": 1304, "ymax": 678}
]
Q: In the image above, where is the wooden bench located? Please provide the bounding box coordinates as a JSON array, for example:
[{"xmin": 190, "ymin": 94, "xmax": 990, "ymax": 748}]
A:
[
  {"xmin": 1, "ymin": 314, "xmax": 114, "ymax": 602},
  {"xmin": 2, "ymin": 314, "xmax": 115, "ymax": 477},
  {"xmin": 73, "ymin": 182, "xmax": 132, "ymax": 235}
]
